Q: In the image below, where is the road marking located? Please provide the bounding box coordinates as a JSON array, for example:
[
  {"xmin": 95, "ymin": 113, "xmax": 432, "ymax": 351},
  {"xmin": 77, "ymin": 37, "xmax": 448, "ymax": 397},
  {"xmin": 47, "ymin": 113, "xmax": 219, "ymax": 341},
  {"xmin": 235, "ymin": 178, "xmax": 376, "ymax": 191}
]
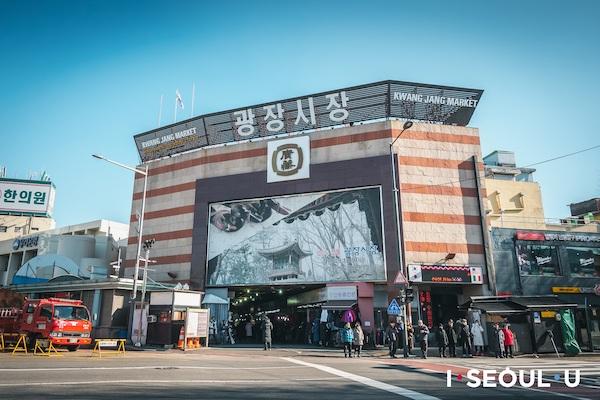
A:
[
  {"xmin": 281, "ymin": 357, "xmax": 440, "ymax": 400},
  {"xmin": 0, "ymin": 378, "xmax": 340, "ymax": 387},
  {"xmin": 0, "ymin": 365, "xmax": 305, "ymax": 372}
]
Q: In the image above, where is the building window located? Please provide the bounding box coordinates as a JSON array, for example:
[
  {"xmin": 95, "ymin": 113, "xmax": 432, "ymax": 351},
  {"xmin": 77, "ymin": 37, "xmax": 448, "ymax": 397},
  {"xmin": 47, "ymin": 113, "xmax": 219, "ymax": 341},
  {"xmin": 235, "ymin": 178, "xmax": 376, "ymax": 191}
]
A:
[
  {"xmin": 14, "ymin": 226, "xmax": 21, "ymax": 232},
  {"xmin": 0, "ymin": 226, "xmax": 6, "ymax": 232},
  {"xmin": 516, "ymin": 243, "xmax": 560, "ymax": 276},
  {"xmin": 566, "ymin": 247, "xmax": 600, "ymax": 277}
]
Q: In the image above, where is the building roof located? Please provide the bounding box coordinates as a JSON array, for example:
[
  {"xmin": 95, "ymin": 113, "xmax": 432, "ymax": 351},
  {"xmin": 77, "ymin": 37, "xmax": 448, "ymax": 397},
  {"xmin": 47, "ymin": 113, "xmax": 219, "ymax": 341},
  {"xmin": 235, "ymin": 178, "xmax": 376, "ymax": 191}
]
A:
[{"xmin": 257, "ymin": 241, "xmax": 312, "ymax": 258}]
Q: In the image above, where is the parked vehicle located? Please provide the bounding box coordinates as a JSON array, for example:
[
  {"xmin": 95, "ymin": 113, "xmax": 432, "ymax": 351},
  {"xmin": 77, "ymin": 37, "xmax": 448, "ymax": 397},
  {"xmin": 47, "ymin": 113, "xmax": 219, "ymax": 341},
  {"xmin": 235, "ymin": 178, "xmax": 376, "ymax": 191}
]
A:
[{"xmin": 0, "ymin": 297, "xmax": 92, "ymax": 351}]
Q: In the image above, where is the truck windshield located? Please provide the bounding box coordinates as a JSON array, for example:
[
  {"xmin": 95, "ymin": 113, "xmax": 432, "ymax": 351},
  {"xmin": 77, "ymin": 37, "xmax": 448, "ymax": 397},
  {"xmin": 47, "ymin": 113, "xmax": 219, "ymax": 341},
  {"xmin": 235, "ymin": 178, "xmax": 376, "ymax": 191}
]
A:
[{"xmin": 53, "ymin": 306, "xmax": 89, "ymax": 320}]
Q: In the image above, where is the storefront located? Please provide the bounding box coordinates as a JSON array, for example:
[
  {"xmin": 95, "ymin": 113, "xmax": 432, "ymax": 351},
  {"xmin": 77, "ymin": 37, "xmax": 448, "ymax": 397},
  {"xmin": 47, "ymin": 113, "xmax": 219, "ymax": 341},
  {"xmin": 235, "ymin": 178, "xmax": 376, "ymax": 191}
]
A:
[
  {"xmin": 491, "ymin": 227, "xmax": 600, "ymax": 352},
  {"xmin": 125, "ymin": 81, "xmax": 490, "ymax": 345}
]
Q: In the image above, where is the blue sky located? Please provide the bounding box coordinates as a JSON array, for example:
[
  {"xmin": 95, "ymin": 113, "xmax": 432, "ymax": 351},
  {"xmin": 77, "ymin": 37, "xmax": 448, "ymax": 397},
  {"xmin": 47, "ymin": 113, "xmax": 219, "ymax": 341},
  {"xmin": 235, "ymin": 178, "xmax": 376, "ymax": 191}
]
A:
[{"xmin": 0, "ymin": 0, "xmax": 598, "ymax": 227}]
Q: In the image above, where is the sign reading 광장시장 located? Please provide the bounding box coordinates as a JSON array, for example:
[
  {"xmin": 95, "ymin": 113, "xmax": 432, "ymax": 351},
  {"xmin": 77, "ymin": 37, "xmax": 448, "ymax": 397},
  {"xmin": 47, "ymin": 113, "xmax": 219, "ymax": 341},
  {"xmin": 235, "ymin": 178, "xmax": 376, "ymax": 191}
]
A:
[{"xmin": 134, "ymin": 80, "xmax": 483, "ymax": 162}]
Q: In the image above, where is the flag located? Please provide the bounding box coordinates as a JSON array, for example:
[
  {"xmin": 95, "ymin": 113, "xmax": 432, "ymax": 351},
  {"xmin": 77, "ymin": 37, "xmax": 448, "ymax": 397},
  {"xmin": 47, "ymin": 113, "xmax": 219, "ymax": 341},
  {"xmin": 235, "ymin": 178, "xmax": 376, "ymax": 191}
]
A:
[{"xmin": 176, "ymin": 89, "xmax": 184, "ymax": 110}]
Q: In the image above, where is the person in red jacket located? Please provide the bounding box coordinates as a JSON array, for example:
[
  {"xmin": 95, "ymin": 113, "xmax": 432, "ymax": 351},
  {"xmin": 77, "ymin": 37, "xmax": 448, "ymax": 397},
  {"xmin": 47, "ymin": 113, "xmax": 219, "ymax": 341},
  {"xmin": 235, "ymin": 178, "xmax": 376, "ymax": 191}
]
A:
[{"xmin": 502, "ymin": 323, "xmax": 515, "ymax": 358}]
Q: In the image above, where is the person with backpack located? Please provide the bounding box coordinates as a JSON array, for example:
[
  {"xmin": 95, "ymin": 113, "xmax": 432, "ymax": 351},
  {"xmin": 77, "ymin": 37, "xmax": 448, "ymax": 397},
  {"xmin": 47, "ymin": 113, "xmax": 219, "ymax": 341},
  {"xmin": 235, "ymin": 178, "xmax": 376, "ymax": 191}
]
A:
[{"xmin": 341, "ymin": 322, "xmax": 354, "ymax": 358}]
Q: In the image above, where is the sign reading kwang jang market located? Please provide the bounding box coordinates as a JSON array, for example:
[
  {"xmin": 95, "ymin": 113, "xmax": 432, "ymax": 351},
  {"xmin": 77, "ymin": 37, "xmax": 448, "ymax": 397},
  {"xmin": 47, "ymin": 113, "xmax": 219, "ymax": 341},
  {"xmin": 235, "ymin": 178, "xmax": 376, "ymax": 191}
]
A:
[{"xmin": 134, "ymin": 80, "xmax": 483, "ymax": 162}]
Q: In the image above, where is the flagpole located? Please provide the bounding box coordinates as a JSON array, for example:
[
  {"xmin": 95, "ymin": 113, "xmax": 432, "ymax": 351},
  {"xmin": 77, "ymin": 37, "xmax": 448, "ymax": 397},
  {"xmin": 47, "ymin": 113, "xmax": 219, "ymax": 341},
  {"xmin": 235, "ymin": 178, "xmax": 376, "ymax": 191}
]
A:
[
  {"xmin": 174, "ymin": 95, "xmax": 177, "ymax": 123},
  {"xmin": 158, "ymin": 94, "xmax": 163, "ymax": 127},
  {"xmin": 191, "ymin": 83, "xmax": 195, "ymax": 118}
]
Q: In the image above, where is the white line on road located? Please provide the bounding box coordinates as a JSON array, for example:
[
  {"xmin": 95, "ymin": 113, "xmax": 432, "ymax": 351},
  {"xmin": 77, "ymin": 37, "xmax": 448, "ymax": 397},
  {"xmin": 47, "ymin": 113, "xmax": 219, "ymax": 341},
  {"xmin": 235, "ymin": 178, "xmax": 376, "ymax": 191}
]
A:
[
  {"xmin": 0, "ymin": 378, "xmax": 340, "ymax": 387},
  {"xmin": 0, "ymin": 365, "xmax": 305, "ymax": 372},
  {"xmin": 281, "ymin": 357, "xmax": 440, "ymax": 400}
]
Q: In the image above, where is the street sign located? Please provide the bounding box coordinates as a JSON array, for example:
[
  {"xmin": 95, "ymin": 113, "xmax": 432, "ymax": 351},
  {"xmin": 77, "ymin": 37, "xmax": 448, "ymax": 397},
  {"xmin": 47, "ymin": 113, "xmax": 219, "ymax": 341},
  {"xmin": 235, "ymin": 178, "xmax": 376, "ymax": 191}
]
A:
[
  {"xmin": 394, "ymin": 271, "xmax": 408, "ymax": 285},
  {"xmin": 387, "ymin": 298, "xmax": 401, "ymax": 316}
]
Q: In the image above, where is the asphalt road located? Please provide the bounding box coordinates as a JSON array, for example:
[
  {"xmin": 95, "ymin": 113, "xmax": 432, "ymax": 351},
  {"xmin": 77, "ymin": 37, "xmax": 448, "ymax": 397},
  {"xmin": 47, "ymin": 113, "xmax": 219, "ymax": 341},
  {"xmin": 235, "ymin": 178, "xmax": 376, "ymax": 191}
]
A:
[{"xmin": 0, "ymin": 347, "xmax": 598, "ymax": 400}]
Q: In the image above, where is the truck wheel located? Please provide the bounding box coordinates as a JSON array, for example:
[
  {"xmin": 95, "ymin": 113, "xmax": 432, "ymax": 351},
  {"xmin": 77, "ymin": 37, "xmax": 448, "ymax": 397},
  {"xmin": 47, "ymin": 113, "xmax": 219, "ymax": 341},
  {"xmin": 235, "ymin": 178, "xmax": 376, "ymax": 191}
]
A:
[{"xmin": 67, "ymin": 345, "xmax": 79, "ymax": 352}]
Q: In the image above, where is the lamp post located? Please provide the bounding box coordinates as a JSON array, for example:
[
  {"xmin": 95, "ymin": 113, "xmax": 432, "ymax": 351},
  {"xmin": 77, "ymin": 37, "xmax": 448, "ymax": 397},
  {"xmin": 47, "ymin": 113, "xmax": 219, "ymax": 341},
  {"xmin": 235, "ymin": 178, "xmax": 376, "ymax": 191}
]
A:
[
  {"xmin": 389, "ymin": 120, "xmax": 413, "ymax": 357},
  {"xmin": 92, "ymin": 155, "xmax": 148, "ymax": 342}
]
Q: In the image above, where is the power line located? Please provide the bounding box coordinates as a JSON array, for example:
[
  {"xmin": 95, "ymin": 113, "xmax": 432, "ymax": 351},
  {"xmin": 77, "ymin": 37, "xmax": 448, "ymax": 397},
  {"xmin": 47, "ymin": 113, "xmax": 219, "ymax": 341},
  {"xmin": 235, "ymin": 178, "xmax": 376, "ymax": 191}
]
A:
[{"xmin": 399, "ymin": 143, "xmax": 600, "ymax": 192}]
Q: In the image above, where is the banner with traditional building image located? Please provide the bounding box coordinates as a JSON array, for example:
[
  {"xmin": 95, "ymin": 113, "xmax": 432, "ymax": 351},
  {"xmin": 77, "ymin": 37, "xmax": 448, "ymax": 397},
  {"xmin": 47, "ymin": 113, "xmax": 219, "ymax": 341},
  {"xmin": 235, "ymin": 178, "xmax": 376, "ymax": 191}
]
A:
[{"xmin": 206, "ymin": 186, "xmax": 386, "ymax": 286}]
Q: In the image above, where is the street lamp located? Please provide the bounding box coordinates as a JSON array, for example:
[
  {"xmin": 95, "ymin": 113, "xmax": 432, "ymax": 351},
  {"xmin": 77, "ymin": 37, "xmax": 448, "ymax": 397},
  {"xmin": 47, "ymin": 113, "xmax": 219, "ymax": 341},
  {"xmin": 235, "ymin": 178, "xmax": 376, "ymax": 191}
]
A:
[
  {"xmin": 92, "ymin": 154, "xmax": 148, "ymax": 300},
  {"xmin": 389, "ymin": 120, "xmax": 413, "ymax": 357}
]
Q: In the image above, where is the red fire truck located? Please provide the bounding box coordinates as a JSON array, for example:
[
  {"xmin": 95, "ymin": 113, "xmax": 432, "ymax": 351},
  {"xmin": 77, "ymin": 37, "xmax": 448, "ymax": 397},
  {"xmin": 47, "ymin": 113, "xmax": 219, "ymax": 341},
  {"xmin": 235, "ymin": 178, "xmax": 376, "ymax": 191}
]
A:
[{"xmin": 0, "ymin": 297, "xmax": 92, "ymax": 351}]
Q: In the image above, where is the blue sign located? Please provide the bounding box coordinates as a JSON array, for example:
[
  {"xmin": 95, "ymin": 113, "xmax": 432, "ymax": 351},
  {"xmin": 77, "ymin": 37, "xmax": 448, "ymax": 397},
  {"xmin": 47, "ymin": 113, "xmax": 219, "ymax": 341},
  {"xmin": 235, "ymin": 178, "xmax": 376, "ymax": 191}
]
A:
[{"xmin": 387, "ymin": 298, "xmax": 401, "ymax": 316}]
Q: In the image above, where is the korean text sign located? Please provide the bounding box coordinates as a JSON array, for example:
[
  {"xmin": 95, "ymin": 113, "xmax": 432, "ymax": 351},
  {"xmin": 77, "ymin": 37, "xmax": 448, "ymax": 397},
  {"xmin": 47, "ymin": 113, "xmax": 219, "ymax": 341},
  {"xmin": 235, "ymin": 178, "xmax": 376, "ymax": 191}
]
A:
[{"xmin": 0, "ymin": 179, "xmax": 55, "ymax": 216}]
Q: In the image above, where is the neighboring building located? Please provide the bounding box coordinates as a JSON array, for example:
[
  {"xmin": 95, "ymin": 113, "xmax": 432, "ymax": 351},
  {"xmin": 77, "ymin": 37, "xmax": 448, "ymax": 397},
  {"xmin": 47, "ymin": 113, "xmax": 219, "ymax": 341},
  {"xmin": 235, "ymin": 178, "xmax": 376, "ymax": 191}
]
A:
[
  {"xmin": 484, "ymin": 150, "xmax": 546, "ymax": 230},
  {"xmin": 0, "ymin": 219, "xmax": 133, "ymax": 338},
  {"xmin": 125, "ymin": 80, "xmax": 490, "ymax": 344},
  {"xmin": 569, "ymin": 198, "xmax": 600, "ymax": 224},
  {"xmin": 0, "ymin": 177, "xmax": 57, "ymax": 241},
  {"xmin": 490, "ymin": 227, "xmax": 600, "ymax": 352}
]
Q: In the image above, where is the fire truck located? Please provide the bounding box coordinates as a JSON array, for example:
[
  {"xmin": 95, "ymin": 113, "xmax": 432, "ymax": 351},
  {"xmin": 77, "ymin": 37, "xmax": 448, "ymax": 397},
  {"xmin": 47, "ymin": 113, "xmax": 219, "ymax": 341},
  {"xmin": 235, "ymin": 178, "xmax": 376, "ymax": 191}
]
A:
[{"xmin": 0, "ymin": 297, "xmax": 92, "ymax": 351}]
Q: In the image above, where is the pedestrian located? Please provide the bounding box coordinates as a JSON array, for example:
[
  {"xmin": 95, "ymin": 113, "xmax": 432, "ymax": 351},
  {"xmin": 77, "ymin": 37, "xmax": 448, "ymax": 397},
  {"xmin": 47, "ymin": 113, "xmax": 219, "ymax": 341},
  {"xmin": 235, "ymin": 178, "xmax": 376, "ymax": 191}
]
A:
[
  {"xmin": 436, "ymin": 323, "xmax": 448, "ymax": 357},
  {"xmin": 445, "ymin": 319, "xmax": 458, "ymax": 357},
  {"xmin": 209, "ymin": 317, "xmax": 217, "ymax": 344},
  {"xmin": 406, "ymin": 322, "xmax": 414, "ymax": 355},
  {"xmin": 492, "ymin": 323, "xmax": 505, "ymax": 358},
  {"xmin": 502, "ymin": 323, "xmax": 515, "ymax": 358},
  {"xmin": 416, "ymin": 320, "xmax": 429, "ymax": 359},
  {"xmin": 472, "ymin": 320, "xmax": 485, "ymax": 355},
  {"xmin": 261, "ymin": 315, "xmax": 273, "ymax": 350},
  {"xmin": 245, "ymin": 319, "xmax": 253, "ymax": 341},
  {"xmin": 353, "ymin": 321, "xmax": 365, "ymax": 357},
  {"xmin": 460, "ymin": 319, "xmax": 472, "ymax": 357},
  {"xmin": 341, "ymin": 322, "xmax": 354, "ymax": 358},
  {"xmin": 386, "ymin": 320, "xmax": 400, "ymax": 358}
]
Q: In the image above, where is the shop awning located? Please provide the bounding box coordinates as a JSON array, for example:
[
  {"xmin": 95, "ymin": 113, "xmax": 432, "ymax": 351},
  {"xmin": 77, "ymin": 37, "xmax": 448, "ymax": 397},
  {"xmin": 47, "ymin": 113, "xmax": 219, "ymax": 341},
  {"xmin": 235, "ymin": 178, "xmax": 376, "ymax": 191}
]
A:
[
  {"xmin": 320, "ymin": 300, "xmax": 356, "ymax": 310},
  {"xmin": 511, "ymin": 296, "xmax": 578, "ymax": 309},
  {"xmin": 466, "ymin": 301, "xmax": 526, "ymax": 314}
]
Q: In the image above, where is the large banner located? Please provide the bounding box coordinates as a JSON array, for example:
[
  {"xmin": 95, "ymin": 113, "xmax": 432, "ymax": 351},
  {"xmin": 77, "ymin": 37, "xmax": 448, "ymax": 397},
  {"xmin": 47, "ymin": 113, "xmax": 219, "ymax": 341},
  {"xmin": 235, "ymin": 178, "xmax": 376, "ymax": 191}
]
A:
[
  {"xmin": 206, "ymin": 186, "xmax": 386, "ymax": 286},
  {"xmin": 0, "ymin": 178, "xmax": 55, "ymax": 216}
]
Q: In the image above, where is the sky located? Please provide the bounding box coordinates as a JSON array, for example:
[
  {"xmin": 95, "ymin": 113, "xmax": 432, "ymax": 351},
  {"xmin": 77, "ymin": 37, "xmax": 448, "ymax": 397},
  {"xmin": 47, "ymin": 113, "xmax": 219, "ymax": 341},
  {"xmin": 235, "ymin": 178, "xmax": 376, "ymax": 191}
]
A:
[{"xmin": 0, "ymin": 0, "xmax": 599, "ymax": 227}]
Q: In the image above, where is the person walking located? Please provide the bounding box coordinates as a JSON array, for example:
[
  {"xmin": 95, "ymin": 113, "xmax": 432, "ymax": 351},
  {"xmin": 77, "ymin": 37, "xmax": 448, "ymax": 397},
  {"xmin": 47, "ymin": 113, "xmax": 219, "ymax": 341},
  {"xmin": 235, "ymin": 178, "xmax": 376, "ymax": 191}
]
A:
[
  {"xmin": 445, "ymin": 319, "xmax": 458, "ymax": 357},
  {"xmin": 436, "ymin": 323, "xmax": 448, "ymax": 357},
  {"xmin": 502, "ymin": 323, "xmax": 515, "ymax": 358},
  {"xmin": 460, "ymin": 319, "xmax": 472, "ymax": 357},
  {"xmin": 472, "ymin": 320, "xmax": 485, "ymax": 356},
  {"xmin": 209, "ymin": 318, "xmax": 217, "ymax": 345},
  {"xmin": 341, "ymin": 322, "xmax": 354, "ymax": 358},
  {"xmin": 406, "ymin": 322, "xmax": 414, "ymax": 355},
  {"xmin": 261, "ymin": 315, "xmax": 273, "ymax": 351},
  {"xmin": 492, "ymin": 323, "xmax": 505, "ymax": 358},
  {"xmin": 386, "ymin": 321, "xmax": 400, "ymax": 358},
  {"xmin": 416, "ymin": 320, "xmax": 430, "ymax": 359},
  {"xmin": 352, "ymin": 321, "xmax": 365, "ymax": 358}
]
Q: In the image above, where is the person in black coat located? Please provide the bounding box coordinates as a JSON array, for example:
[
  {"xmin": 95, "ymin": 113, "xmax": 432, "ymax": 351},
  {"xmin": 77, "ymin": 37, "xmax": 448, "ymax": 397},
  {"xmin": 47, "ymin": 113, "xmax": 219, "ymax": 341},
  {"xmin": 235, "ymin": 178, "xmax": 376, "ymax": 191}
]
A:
[
  {"xmin": 459, "ymin": 318, "xmax": 472, "ymax": 357},
  {"xmin": 386, "ymin": 321, "xmax": 400, "ymax": 358},
  {"xmin": 436, "ymin": 323, "xmax": 449, "ymax": 357},
  {"xmin": 445, "ymin": 319, "xmax": 458, "ymax": 357}
]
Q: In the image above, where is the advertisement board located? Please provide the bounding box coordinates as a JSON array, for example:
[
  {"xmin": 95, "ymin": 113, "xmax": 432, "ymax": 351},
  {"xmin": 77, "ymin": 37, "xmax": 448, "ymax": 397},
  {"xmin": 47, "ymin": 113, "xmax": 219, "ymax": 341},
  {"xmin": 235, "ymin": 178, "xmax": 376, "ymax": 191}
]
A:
[
  {"xmin": 206, "ymin": 186, "xmax": 386, "ymax": 286},
  {"xmin": 408, "ymin": 264, "xmax": 483, "ymax": 284},
  {"xmin": 134, "ymin": 80, "xmax": 483, "ymax": 162},
  {"xmin": 0, "ymin": 178, "xmax": 55, "ymax": 216}
]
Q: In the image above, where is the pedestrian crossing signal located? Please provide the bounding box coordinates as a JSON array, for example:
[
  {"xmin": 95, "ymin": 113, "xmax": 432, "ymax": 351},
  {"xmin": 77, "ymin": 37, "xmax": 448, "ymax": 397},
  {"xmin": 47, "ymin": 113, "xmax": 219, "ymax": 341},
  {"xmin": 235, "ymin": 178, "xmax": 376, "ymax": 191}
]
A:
[{"xmin": 387, "ymin": 298, "xmax": 401, "ymax": 315}]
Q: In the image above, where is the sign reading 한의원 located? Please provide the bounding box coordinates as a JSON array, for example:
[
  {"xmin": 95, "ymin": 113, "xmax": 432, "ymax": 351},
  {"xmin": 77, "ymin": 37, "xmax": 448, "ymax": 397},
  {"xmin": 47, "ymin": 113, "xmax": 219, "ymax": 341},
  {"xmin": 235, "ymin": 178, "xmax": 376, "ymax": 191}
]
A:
[
  {"xmin": 0, "ymin": 179, "xmax": 55, "ymax": 217},
  {"xmin": 134, "ymin": 80, "xmax": 483, "ymax": 162},
  {"xmin": 267, "ymin": 136, "xmax": 310, "ymax": 183}
]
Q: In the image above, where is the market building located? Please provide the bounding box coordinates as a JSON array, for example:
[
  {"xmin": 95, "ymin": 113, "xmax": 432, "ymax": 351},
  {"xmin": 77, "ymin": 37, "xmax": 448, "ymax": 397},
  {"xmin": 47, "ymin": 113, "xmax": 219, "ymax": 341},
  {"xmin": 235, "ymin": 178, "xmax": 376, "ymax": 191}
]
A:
[{"xmin": 125, "ymin": 80, "xmax": 491, "ymax": 345}]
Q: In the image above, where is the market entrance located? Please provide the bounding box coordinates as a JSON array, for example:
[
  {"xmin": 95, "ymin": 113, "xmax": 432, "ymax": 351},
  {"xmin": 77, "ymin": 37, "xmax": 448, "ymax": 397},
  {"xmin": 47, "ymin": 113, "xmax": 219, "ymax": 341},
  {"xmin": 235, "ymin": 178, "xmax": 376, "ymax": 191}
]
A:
[{"xmin": 228, "ymin": 285, "xmax": 323, "ymax": 345}]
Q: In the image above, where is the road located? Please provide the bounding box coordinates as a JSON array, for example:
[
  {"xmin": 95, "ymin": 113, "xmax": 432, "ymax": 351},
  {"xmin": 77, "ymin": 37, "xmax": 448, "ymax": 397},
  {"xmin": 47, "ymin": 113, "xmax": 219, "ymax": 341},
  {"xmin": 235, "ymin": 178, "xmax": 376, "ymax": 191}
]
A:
[{"xmin": 0, "ymin": 347, "xmax": 598, "ymax": 400}]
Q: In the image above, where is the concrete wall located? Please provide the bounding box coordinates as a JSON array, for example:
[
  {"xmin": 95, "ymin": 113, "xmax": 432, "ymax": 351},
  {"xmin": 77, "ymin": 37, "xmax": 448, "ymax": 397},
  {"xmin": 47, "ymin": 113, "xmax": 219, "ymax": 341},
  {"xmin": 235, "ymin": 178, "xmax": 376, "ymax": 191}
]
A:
[
  {"xmin": 485, "ymin": 179, "xmax": 546, "ymax": 230},
  {"xmin": 0, "ymin": 215, "xmax": 55, "ymax": 241}
]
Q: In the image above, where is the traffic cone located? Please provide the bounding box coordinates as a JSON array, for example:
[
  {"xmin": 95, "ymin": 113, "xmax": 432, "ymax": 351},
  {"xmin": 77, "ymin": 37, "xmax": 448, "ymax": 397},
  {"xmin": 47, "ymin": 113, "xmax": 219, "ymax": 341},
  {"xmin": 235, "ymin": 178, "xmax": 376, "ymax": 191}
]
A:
[{"xmin": 177, "ymin": 326, "xmax": 185, "ymax": 350}]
